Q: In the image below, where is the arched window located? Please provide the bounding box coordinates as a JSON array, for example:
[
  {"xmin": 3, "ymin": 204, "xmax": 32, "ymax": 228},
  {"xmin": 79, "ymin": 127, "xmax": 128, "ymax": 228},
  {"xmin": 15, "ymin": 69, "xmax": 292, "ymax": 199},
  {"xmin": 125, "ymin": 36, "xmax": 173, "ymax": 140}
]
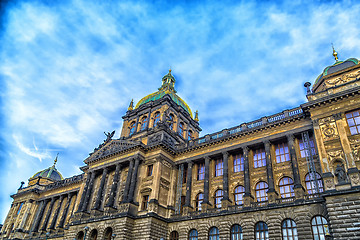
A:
[
  {"xmin": 90, "ymin": 229, "xmax": 98, "ymax": 240},
  {"xmin": 209, "ymin": 227, "xmax": 219, "ymax": 240},
  {"xmin": 231, "ymin": 224, "xmax": 243, "ymax": 240},
  {"xmin": 170, "ymin": 230, "xmax": 179, "ymax": 240},
  {"xmin": 129, "ymin": 121, "xmax": 136, "ymax": 136},
  {"xmin": 188, "ymin": 130, "xmax": 193, "ymax": 140},
  {"xmin": 76, "ymin": 231, "xmax": 84, "ymax": 240},
  {"xmin": 255, "ymin": 221, "xmax": 269, "ymax": 240},
  {"xmin": 153, "ymin": 112, "xmax": 160, "ymax": 127},
  {"xmin": 103, "ymin": 227, "xmax": 113, "ymax": 240},
  {"xmin": 255, "ymin": 182, "xmax": 268, "ymax": 202},
  {"xmin": 279, "ymin": 177, "xmax": 295, "ymax": 198},
  {"xmin": 305, "ymin": 173, "xmax": 324, "ymax": 194},
  {"xmin": 282, "ymin": 219, "xmax": 298, "ymax": 240},
  {"xmin": 311, "ymin": 216, "xmax": 329, "ymax": 240},
  {"xmin": 195, "ymin": 193, "xmax": 204, "ymax": 211},
  {"xmin": 179, "ymin": 122, "xmax": 185, "ymax": 136},
  {"xmin": 214, "ymin": 189, "xmax": 223, "ymax": 208},
  {"xmin": 140, "ymin": 117, "xmax": 148, "ymax": 131},
  {"xmin": 234, "ymin": 186, "xmax": 245, "ymax": 205},
  {"xmin": 169, "ymin": 114, "xmax": 174, "ymax": 130},
  {"xmin": 189, "ymin": 229, "xmax": 198, "ymax": 240}
]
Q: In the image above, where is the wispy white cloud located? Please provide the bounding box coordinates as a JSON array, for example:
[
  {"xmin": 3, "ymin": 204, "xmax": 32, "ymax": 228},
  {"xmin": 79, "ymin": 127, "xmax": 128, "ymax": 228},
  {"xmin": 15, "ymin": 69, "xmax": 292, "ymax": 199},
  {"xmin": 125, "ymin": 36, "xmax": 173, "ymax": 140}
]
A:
[{"xmin": 1, "ymin": 0, "xmax": 360, "ymax": 222}]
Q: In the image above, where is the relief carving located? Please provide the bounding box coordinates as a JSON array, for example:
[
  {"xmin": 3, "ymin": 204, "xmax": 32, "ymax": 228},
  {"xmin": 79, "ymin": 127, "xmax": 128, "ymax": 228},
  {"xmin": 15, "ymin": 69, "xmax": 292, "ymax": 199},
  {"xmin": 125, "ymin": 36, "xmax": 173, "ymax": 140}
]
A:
[
  {"xmin": 350, "ymin": 174, "xmax": 360, "ymax": 185},
  {"xmin": 349, "ymin": 138, "xmax": 360, "ymax": 161},
  {"xmin": 325, "ymin": 179, "xmax": 335, "ymax": 189},
  {"xmin": 326, "ymin": 70, "xmax": 360, "ymax": 86},
  {"xmin": 327, "ymin": 150, "xmax": 344, "ymax": 163},
  {"xmin": 319, "ymin": 121, "xmax": 338, "ymax": 140}
]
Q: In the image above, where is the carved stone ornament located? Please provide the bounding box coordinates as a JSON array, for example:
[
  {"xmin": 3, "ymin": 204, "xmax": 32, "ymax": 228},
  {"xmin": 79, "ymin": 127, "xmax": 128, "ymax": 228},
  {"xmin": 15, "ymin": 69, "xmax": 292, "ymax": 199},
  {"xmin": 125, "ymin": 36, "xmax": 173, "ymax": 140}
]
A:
[
  {"xmin": 325, "ymin": 179, "xmax": 335, "ymax": 189},
  {"xmin": 350, "ymin": 174, "xmax": 360, "ymax": 185},
  {"xmin": 319, "ymin": 121, "xmax": 338, "ymax": 140},
  {"xmin": 349, "ymin": 138, "xmax": 360, "ymax": 161},
  {"xmin": 327, "ymin": 150, "xmax": 344, "ymax": 162},
  {"xmin": 326, "ymin": 70, "xmax": 360, "ymax": 86}
]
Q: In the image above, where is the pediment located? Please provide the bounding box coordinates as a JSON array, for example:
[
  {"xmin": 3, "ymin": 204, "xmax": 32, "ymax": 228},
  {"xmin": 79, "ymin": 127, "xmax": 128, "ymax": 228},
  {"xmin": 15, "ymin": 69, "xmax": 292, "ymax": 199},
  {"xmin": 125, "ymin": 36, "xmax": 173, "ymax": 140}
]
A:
[{"xmin": 85, "ymin": 139, "xmax": 138, "ymax": 163}]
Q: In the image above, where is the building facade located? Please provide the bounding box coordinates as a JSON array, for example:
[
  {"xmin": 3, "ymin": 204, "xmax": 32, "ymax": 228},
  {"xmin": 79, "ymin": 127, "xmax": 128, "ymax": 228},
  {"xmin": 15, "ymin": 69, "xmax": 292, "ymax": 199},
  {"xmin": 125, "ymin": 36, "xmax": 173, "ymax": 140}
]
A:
[{"xmin": 2, "ymin": 52, "xmax": 360, "ymax": 240}]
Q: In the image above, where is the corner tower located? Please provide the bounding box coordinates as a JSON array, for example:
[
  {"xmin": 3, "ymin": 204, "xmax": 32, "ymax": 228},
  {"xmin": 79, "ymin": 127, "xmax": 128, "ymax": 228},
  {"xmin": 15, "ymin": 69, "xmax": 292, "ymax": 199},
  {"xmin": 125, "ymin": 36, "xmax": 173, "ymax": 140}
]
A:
[{"xmin": 120, "ymin": 70, "xmax": 201, "ymax": 146}]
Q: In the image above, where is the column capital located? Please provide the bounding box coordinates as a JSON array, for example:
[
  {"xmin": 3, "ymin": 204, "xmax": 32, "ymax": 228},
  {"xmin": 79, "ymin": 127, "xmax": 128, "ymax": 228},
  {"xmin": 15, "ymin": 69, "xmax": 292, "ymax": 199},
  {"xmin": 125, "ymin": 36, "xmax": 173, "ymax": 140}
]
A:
[
  {"xmin": 222, "ymin": 151, "xmax": 229, "ymax": 158},
  {"xmin": 286, "ymin": 134, "xmax": 295, "ymax": 142},
  {"xmin": 242, "ymin": 146, "xmax": 249, "ymax": 155},
  {"xmin": 187, "ymin": 161, "xmax": 193, "ymax": 167},
  {"xmin": 204, "ymin": 155, "xmax": 211, "ymax": 161}
]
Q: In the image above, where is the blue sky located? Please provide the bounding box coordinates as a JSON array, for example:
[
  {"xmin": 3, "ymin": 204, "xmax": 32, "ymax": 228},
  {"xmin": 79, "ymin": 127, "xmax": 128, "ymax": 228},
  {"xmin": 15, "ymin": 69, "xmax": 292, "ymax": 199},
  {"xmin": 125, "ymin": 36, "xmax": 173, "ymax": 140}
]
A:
[{"xmin": 1, "ymin": 0, "xmax": 360, "ymax": 222}]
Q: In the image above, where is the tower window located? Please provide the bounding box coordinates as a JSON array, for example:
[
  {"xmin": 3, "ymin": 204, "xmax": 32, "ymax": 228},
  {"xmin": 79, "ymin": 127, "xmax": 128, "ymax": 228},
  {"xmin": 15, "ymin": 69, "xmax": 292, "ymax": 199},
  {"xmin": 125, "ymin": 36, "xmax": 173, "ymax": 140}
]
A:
[
  {"xmin": 147, "ymin": 165, "xmax": 153, "ymax": 177},
  {"xmin": 153, "ymin": 112, "xmax": 160, "ymax": 127},
  {"xmin": 188, "ymin": 130, "xmax": 193, "ymax": 140},
  {"xmin": 140, "ymin": 117, "xmax": 148, "ymax": 131},
  {"xmin": 254, "ymin": 149, "xmax": 266, "ymax": 168},
  {"xmin": 142, "ymin": 195, "xmax": 149, "ymax": 210},
  {"xmin": 275, "ymin": 143, "xmax": 290, "ymax": 163},
  {"xmin": 129, "ymin": 121, "xmax": 136, "ymax": 136},
  {"xmin": 233, "ymin": 154, "xmax": 244, "ymax": 172},
  {"xmin": 179, "ymin": 122, "xmax": 185, "ymax": 137},
  {"xmin": 17, "ymin": 202, "xmax": 24, "ymax": 215},
  {"xmin": 169, "ymin": 114, "xmax": 174, "ymax": 130},
  {"xmin": 214, "ymin": 158, "xmax": 223, "ymax": 177},
  {"xmin": 346, "ymin": 110, "xmax": 360, "ymax": 135}
]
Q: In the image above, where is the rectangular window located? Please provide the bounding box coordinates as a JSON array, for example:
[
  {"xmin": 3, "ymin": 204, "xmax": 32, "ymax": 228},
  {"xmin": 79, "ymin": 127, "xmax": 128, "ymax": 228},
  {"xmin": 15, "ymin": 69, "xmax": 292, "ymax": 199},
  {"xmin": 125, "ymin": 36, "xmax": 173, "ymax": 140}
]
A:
[
  {"xmin": 275, "ymin": 143, "xmax": 290, "ymax": 163},
  {"xmin": 299, "ymin": 138, "xmax": 316, "ymax": 158},
  {"xmin": 346, "ymin": 110, "xmax": 360, "ymax": 135},
  {"xmin": 215, "ymin": 158, "xmax": 223, "ymax": 177},
  {"xmin": 147, "ymin": 165, "xmax": 153, "ymax": 177},
  {"xmin": 142, "ymin": 195, "xmax": 149, "ymax": 210},
  {"xmin": 254, "ymin": 149, "xmax": 266, "ymax": 168},
  {"xmin": 233, "ymin": 154, "xmax": 244, "ymax": 172},
  {"xmin": 197, "ymin": 163, "xmax": 205, "ymax": 180}
]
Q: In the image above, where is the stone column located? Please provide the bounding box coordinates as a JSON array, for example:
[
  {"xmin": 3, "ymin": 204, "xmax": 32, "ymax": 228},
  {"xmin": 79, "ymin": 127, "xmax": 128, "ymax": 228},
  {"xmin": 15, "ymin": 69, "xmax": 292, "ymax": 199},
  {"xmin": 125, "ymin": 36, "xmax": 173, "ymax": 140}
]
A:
[
  {"xmin": 333, "ymin": 113, "xmax": 360, "ymax": 186},
  {"xmin": 128, "ymin": 157, "xmax": 140, "ymax": 203},
  {"xmin": 17, "ymin": 200, "xmax": 33, "ymax": 231},
  {"xmin": 242, "ymin": 146, "xmax": 254, "ymax": 207},
  {"xmin": 31, "ymin": 200, "xmax": 47, "ymax": 232},
  {"xmin": 57, "ymin": 193, "xmax": 72, "ymax": 229},
  {"xmin": 202, "ymin": 156, "xmax": 211, "ymax": 210},
  {"xmin": 287, "ymin": 134, "xmax": 305, "ymax": 198},
  {"xmin": 222, "ymin": 152, "xmax": 231, "ymax": 208},
  {"xmin": 49, "ymin": 195, "xmax": 65, "ymax": 230},
  {"xmin": 264, "ymin": 141, "xmax": 278, "ymax": 204},
  {"xmin": 312, "ymin": 120, "xmax": 335, "ymax": 190},
  {"xmin": 105, "ymin": 164, "xmax": 121, "ymax": 208},
  {"xmin": 81, "ymin": 171, "xmax": 96, "ymax": 212},
  {"xmin": 41, "ymin": 197, "xmax": 55, "ymax": 231},
  {"xmin": 76, "ymin": 172, "xmax": 91, "ymax": 212},
  {"xmin": 122, "ymin": 159, "xmax": 134, "ymax": 203},
  {"xmin": 183, "ymin": 161, "xmax": 193, "ymax": 214},
  {"xmin": 93, "ymin": 168, "xmax": 109, "ymax": 210}
]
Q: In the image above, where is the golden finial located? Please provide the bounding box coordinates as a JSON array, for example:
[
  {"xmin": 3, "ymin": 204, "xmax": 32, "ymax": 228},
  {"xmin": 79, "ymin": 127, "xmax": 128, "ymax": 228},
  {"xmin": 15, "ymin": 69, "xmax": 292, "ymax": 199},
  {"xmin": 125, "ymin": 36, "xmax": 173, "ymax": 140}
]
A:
[
  {"xmin": 169, "ymin": 67, "xmax": 172, "ymax": 75},
  {"xmin": 54, "ymin": 153, "xmax": 59, "ymax": 166},
  {"xmin": 128, "ymin": 99, "xmax": 134, "ymax": 111},
  {"xmin": 332, "ymin": 43, "xmax": 338, "ymax": 62},
  {"xmin": 194, "ymin": 110, "xmax": 199, "ymax": 122}
]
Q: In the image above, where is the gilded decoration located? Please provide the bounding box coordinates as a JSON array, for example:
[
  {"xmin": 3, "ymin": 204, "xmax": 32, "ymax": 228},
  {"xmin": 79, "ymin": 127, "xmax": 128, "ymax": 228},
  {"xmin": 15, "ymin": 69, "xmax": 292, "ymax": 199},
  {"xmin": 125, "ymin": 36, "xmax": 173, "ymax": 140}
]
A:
[
  {"xmin": 326, "ymin": 70, "xmax": 360, "ymax": 86},
  {"xmin": 319, "ymin": 117, "xmax": 338, "ymax": 141}
]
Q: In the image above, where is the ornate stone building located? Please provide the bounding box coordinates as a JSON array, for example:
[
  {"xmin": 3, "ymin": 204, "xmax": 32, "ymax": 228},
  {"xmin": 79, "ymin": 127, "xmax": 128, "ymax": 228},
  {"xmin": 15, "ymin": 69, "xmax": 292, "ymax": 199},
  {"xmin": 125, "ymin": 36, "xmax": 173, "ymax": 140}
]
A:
[{"xmin": 2, "ymin": 51, "xmax": 360, "ymax": 240}]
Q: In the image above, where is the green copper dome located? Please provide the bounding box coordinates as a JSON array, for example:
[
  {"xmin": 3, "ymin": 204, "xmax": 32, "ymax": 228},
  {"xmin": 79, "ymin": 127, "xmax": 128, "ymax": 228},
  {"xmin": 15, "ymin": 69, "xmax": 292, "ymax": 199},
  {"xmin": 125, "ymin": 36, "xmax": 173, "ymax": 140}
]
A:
[
  {"xmin": 314, "ymin": 58, "xmax": 359, "ymax": 85},
  {"xmin": 135, "ymin": 70, "xmax": 193, "ymax": 118},
  {"xmin": 31, "ymin": 156, "xmax": 64, "ymax": 181}
]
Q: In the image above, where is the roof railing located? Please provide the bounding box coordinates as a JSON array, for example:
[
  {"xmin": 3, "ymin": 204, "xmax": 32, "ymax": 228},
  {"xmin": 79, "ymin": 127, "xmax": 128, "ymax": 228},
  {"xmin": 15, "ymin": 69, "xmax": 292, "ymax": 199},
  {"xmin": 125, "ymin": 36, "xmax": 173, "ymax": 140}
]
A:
[{"xmin": 185, "ymin": 106, "xmax": 303, "ymax": 148}]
